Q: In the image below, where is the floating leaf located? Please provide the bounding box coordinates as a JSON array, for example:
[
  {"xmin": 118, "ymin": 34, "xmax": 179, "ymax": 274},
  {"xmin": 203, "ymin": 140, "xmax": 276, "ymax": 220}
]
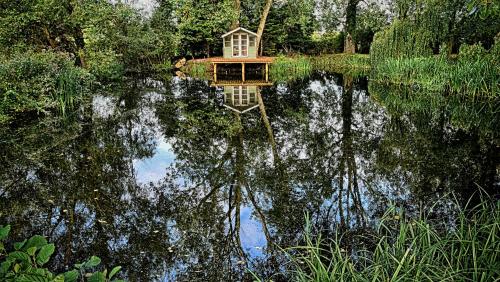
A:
[{"xmin": 36, "ymin": 243, "xmax": 55, "ymax": 266}]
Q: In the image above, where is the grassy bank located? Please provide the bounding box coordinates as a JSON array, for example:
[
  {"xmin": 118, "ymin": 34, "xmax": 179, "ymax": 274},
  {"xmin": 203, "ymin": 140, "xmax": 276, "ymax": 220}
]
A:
[
  {"xmin": 0, "ymin": 52, "xmax": 94, "ymax": 123},
  {"xmin": 269, "ymin": 56, "xmax": 313, "ymax": 82},
  {"xmin": 270, "ymin": 54, "xmax": 371, "ymax": 81},
  {"xmin": 183, "ymin": 54, "xmax": 372, "ymax": 82},
  {"xmin": 311, "ymin": 53, "xmax": 371, "ymax": 76},
  {"xmin": 285, "ymin": 197, "xmax": 500, "ymax": 281},
  {"xmin": 372, "ymin": 50, "xmax": 499, "ymax": 98}
]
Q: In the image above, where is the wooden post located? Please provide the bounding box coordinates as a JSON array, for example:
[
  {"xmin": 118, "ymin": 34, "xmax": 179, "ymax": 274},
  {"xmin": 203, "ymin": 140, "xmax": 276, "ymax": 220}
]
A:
[
  {"xmin": 213, "ymin": 63, "xmax": 217, "ymax": 82},
  {"xmin": 242, "ymin": 63, "xmax": 245, "ymax": 82},
  {"xmin": 265, "ymin": 63, "xmax": 269, "ymax": 82}
]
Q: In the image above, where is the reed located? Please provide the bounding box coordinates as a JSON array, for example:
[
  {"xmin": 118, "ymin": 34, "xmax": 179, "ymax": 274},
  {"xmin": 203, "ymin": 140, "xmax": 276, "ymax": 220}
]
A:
[
  {"xmin": 311, "ymin": 54, "xmax": 371, "ymax": 76},
  {"xmin": 182, "ymin": 61, "xmax": 211, "ymax": 80},
  {"xmin": 285, "ymin": 195, "xmax": 500, "ymax": 281},
  {"xmin": 269, "ymin": 55, "xmax": 313, "ymax": 82}
]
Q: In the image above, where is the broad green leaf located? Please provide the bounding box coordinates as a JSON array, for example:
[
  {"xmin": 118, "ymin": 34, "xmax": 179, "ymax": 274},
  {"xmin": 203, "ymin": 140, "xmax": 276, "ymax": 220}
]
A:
[
  {"xmin": 84, "ymin": 256, "xmax": 101, "ymax": 268},
  {"xmin": 108, "ymin": 266, "xmax": 122, "ymax": 279},
  {"xmin": 88, "ymin": 272, "xmax": 106, "ymax": 282},
  {"xmin": 52, "ymin": 274, "xmax": 65, "ymax": 282},
  {"xmin": 64, "ymin": 269, "xmax": 79, "ymax": 282},
  {"xmin": 36, "ymin": 244, "xmax": 55, "ymax": 266},
  {"xmin": 14, "ymin": 239, "xmax": 27, "ymax": 250},
  {"xmin": 24, "ymin": 235, "xmax": 47, "ymax": 250},
  {"xmin": 9, "ymin": 251, "xmax": 31, "ymax": 263},
  {"xmin": 27, "ymin": 246, "xmax": 37, "ymax": 256},
  {"xmin": 0, "ymin": 261, "xmax": 12, "ymax": 275},
  {"xmin": 13, "ymin": 263, "xmax": 20, "ymax": 273},
  {"xmin": 15, "ymin": 274, "xmax": 50, "ymax": 282},
  {"xmin": 0, "ymin": 225, "xmax": 10, "ymax": 240},
  {"xmin": 74, "ymin": 263, "xmax": 83, "ymax": 269}
]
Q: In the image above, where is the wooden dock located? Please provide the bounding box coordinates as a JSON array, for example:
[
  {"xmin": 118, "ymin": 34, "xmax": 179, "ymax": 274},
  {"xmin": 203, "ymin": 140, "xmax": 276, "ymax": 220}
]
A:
[
  {"xmin": 210, "ymin": 79, "xmax": 273, "ymax": 87},
  {"xmin": 192, "ymin": 57, "xmax": 275, "ymax": 83}
]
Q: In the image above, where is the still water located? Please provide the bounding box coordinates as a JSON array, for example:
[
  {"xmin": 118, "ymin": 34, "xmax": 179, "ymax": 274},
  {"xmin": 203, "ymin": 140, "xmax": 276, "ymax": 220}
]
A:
[{"xmin": 1, "ymin": 72, "xmax": 498, "ymax": 281}]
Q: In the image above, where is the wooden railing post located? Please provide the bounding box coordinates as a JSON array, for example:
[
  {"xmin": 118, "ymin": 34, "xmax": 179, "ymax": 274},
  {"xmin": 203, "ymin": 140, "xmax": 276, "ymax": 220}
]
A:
[
  {"xmin": 242, "ymin": 63, "xmax": 245, "ymax": 82},
  {"xmin": 213, "ymin": 63, "xmax": 217, "ymax": 82}
]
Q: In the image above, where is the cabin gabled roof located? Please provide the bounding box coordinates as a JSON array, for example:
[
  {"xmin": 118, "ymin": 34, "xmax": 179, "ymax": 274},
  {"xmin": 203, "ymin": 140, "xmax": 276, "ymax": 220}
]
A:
[{"xmin": 221, "ymin": 27, "xmax": 258, "ymax": 38}]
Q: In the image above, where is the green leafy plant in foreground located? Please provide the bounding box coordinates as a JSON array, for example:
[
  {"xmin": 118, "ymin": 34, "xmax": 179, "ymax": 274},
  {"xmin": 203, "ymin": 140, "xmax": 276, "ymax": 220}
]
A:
[{"xmin": 0, "ymin": 225, "xmax": 123, "ymax": 282}]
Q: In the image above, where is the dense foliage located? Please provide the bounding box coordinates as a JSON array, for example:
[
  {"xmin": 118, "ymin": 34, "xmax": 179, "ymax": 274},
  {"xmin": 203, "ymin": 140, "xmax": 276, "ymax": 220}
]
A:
[{"xmin": 0, "ymin": 52, "xmax": 92, "ymax": 122}]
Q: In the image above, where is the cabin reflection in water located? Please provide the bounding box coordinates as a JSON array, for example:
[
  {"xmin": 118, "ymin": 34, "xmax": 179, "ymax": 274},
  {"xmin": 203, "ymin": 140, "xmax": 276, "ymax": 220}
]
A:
[{"xmin": 223, "ymin": 85, "xmax": 260, "ymax": 113}]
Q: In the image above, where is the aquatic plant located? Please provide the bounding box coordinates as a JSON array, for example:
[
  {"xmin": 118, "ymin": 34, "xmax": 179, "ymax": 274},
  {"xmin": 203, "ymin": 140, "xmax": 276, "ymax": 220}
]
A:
[
  {"xmin": 285, "ymin": 196, "xmax": 500, "ymax": 281},
  {"xmin": 371, "ymin": 42, "xmax": 499, "ymax": 98},
  {"xmin": 311, "ymin": 54, "xmax": 370, "ymax": 76},
  {"xmin": 269, "ymin": 55, "xmax": 312, "ymax": 82},
  {"xmin": 0, "ymin": 225, "xmax": 123, "ymax": 281}
]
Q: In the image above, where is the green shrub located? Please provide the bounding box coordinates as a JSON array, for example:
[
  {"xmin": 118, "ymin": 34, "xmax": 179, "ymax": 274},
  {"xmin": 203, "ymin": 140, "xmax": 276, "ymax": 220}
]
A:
[
  {"xmin": 0, "ymin": 51, "xmax": 93, "ymax": 122},
  {"xmin": 0, "ymin": 225, "xmax": 124, "ymax": 281},
  {"xmin": 311, "ymin": 32, "xmax": 345, "ymax": 55},
  {"xmin": 87, "ymin": 50, "xmax": 124, "ymax": 82}
]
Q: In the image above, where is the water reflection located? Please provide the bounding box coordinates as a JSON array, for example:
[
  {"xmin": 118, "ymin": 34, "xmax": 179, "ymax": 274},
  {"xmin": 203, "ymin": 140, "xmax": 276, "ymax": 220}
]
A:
[{"xmin": 0, "ymin": 73, "xmax": 498, "ymax": 281}]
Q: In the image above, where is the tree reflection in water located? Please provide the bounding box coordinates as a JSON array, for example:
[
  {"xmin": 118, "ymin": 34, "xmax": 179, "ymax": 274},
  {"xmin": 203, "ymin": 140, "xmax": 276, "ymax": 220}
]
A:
[{"xmin": 0, "ymin": 73, "xmax": 498, "ymax": 281}]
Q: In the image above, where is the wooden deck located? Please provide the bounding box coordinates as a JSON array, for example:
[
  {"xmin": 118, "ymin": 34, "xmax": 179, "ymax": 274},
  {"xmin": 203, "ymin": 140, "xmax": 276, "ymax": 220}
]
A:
[
  {"xmin": 210, "ymin": 80, "xmax": 273, "ymax": 87},
  {"xmin": 192, "ymin": 56, "xmax": 275, "ymax": 64}
]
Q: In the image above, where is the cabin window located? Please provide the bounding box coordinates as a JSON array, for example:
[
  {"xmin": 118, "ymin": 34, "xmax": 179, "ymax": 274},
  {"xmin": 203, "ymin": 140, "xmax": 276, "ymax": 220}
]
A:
[
  {"xmin": 241, "ymin": 86, "xmax": 248, "ymax": 105},
  {"xmin": 249, "ymin": 88, "xmax": 256, "ymax": 104},
  {"xmin": 241, "ymin": 34, "xmax": 248, "ymax": 56},
  {"xmin": 249, "ymin": 36, "xmax": 255, "ymax": 47},
  {"xmin": 224, "ymin": 36, "xmax": 231, "ymax": 48},
  {"xmin": 233, "ymin": 86, "xmax": 240, "ymax": 106},
  {"xmin": 233, "ymin": 34, "xmax": 240, "ymax": 57}
]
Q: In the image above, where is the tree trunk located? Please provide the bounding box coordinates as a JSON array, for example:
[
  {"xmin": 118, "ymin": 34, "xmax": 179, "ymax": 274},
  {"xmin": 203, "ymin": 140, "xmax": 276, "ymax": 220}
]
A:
[
  {"xmin": 231, "ymin": 0, "xmax": 241, "ymax": 29},
  {"xmin": 256, "ymin": 0, "xmax": 273, "ymax": 55},
  {"xmin": 344, "ymin": 0, "xmax": 359, "ymax": 54}
]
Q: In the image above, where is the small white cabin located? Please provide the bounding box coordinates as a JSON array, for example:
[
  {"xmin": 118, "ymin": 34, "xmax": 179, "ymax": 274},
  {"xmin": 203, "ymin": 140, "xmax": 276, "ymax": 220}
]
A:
[{"xmin": 221, "ymin": 27, "xmax": 258, "ymax": 59}]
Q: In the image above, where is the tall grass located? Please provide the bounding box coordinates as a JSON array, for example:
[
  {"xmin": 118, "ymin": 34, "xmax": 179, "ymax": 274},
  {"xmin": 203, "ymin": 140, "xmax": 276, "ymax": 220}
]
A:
[
  {"xmin": 311, "ymin": 54, "xmax": 371, "ymax": 77},
  {"xmin": 371, "ymin": 43, "xmax": 499, "ymax": 99},
  {"xmin": 269, "ymin": 55, "xmax": 312, "ymax": 82},
  {"xmin": 286, "ymin": 196, "xmax": 500, "ymax": 281},
  {"xmin": 182, "ymin": 61, "xmax": 211, "ymax": 80}
]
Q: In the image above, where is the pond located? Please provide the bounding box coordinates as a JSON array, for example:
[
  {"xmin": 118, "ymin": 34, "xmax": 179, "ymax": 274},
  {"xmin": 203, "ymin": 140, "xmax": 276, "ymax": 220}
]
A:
[{"xmin": 0, "ymin": 72, "xmax": 498, "ymax": 281}]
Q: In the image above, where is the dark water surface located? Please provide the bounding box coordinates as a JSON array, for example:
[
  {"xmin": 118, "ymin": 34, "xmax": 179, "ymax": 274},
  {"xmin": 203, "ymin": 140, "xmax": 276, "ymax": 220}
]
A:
[{"xmin": 1, "ymin": 72, "xmax": 499, "ymax": 281}]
